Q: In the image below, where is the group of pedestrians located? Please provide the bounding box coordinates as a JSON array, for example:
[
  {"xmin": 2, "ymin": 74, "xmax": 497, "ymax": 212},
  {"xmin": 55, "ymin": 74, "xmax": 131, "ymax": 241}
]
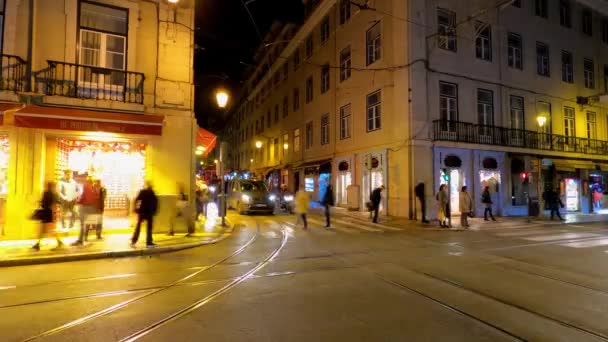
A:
[{"xmin": 435, "ymin": 184, "xmax": 497, "ymax": 229}]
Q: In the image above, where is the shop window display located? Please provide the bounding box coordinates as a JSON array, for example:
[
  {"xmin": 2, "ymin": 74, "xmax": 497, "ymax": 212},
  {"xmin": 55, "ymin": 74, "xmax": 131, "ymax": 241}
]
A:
[{"xmin": 0, "ymin": 136, "xmax": 8, "ymax": 235}]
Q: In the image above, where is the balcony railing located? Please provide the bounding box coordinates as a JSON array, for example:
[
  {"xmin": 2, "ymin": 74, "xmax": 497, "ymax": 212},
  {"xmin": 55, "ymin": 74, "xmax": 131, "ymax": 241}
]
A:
[
  {"xmin": 0, "ymin": 54, "xmax": 26, "ymax": 92},
  {"xmin": 45, "ymin": 61, "xmax": 144, "ymax": 104},
  {"xmin": 433, "ymin": 120, "xmax": 608, "ymax": 156}
]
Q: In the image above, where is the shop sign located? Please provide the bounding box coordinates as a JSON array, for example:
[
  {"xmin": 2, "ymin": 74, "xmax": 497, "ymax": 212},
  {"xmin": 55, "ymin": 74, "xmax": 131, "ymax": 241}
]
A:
[
  {"xmin": 14, "ymin": 115, "xmax": 163, "ymax": 136},
  {"xmin": 541, "ymin": 159, "xmax": 553, "ymax": 167}
]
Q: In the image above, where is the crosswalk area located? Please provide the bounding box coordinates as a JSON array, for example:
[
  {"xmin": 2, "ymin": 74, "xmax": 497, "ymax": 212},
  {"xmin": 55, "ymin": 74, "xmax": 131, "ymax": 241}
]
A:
[{"xmin": 490, "ymin": 224, "xmax": 608, "ymax": 251}]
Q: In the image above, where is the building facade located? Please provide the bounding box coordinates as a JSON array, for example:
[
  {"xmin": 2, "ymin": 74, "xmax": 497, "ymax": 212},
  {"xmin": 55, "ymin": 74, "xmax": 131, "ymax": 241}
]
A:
[
  {"xmin": 0, "ymin": 0, "xmax": 196, "ymax": 239},
  {"xmin": 227, "ymin": 0, "xmax": 608, "ymax": 220}
]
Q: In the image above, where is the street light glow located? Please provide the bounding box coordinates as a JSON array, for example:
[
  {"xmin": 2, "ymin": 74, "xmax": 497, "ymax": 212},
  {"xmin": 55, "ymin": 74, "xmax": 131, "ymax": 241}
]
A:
[
  {"xmin": 214, "ymin": 159, "xmax": 219, "ymax": 164},
  {"xmin": 195, "ymin": 150, "xmax": 203, "ymax": 156},
  {"xmin": 196, "ymin": 145, "xmax": 207, "ymax": 151},
  {"xmin": 283, "ymin": 143, "xmax": 289, "ymax": 150},
  {"xmin": 255, "ymin": 140, "xmax": 263, "ymax": 148},
  {"xmin": 250, "ymin": 158, "xmax": 254, "ymax": 163},
  {"xmin": 216, "ymin": 90, "xmax": 229, "ymax": 108},
  {"xmin": 167, "ymin": 0, "xmax": 179, "ymax": 3},
  {"xmin": 537, "ymin": 115, "xmax": 547, "ymax": 127}
]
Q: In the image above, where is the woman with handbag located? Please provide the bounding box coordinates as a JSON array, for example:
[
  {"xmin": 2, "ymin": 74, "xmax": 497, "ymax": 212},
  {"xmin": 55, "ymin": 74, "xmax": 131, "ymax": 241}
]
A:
[
  {"xmin": 459, "ymin": 186, "xmax": 473, "ymax": 228},
  {"xmin": 32, "ymin": 181, "xmax": 64, "ymax": 250}
]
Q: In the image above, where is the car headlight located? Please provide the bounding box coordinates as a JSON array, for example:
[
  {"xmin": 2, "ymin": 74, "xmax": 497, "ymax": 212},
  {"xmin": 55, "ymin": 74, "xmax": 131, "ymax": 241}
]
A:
[
  {"xmin": 241, "ymin": 194, "xmax": 250, "ymax": 203},
  {"xmin": 269, "ymin": 194, "xmax": 276, "ymax": 201},
  {"xmin": 283, "ymin": 195, "xmax": 294, "ymax": 202}
]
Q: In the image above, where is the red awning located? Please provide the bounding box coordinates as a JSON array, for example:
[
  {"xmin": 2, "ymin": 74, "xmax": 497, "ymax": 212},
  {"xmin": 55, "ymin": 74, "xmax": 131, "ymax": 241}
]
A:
[
  {"xmin": 14, "ymin": 105, "xmax": 164, "ymax": 135},
  {"xmin": 196, "ymin": 127, "xmax": 217, "ymax": 157},
  {"xmin": 0, "ymin": 103, "xmax": 24, "ymax": 125}
]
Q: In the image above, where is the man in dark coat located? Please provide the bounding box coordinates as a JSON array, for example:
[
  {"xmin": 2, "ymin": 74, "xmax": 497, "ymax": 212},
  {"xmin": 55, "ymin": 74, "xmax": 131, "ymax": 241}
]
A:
[
  {"xmin": 414, "ymin": 182, "xmax": 429, "ymax": 223},
  {"xmin": 321, "ymin": 183, "xmax": 335, "ymax": 228},
  {"xmin": 370, "ymin": 185, "xmax": 385, "ymax": 223},
  {"xmin": 546, "ymin": 188, "xmax": 565, "ymax": 221},
  {"xmin": 131, "ymin": 181, "xmax": 159, "ymax": 247}
]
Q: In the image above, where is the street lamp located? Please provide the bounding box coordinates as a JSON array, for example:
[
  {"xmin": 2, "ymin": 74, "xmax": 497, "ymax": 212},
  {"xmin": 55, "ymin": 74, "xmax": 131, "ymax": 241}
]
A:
[
  {"xmin": 255, "ymin": 140, "xmax": 263, "ymax": 149},
  {"xmin": 195, "ymin": 150, "xmax": 203, "ymax": 156},
  {"xmin": 283, "ymin": 143, "xmax": 289, "ymax": 150},
  {"xmin": 537, "ymin": 115, "xmax": 547, "ymax": 128},
  {"xmin": 216, "ymin": 90, "xmax": 229, "ymax": 108}
]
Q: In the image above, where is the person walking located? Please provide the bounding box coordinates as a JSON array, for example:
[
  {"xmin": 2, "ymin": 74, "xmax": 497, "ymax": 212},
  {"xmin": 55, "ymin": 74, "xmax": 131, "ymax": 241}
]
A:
[
  {"xmin": 72, "ymin": 177, "xmax": 99, "ymax": 246},
  {"xmin": 370, "ymin": 185, "xmax": 385, "ymax": 224},
  {"xmin": 321, "ymin": 183, "xmax": 335, "ymax": 228},
  {"xmin": 58, "ymin": 169, "xmax": 80, "ymax": 230},
  {"xmin": 294, "ymin": 185, "xmax": 310, "ymax": 229},
  {"xmin": 32, "ymin": 181, "xmax": 64, "ymax": 250},
  {"xmin": 547, "ymin": 188, "xmax": 565, "ymax": 221},
  {"xmin": 415, "ymin": 182, "xmax": 430, "ymax": 223},
  {"xmin": 169, "ymin": 183, "xmax": 195, "ymax": 236},
  {"xmin": 459, "ymin": 186, "xmax": 473, "ymax": 228},
  {"xmin": 93, "ymin": 179, "xmax": 106, "ymax": 240},
  {"xmin": 437, "ymin": 184, "xmax": 449, "ymax": 228},
  {"xmin": 132, "ymin": 181, "xmax": 159, "ymax": 247},
  {"xmin": 481, "ymin": 186, "xmax": 496, "ymax": 221}
]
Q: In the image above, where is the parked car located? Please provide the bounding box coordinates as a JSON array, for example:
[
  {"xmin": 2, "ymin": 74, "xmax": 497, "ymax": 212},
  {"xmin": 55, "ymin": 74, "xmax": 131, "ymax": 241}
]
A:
[{"xmin": 227, "ymin": 179, "xmax": 275, "ymax": 215}]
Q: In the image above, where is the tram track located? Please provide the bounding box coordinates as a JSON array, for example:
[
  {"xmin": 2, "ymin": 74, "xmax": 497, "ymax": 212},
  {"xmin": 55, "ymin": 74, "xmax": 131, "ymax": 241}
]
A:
[{"xmin": 21, "ymin": 222, "xmax": 261, "ymax": 342}]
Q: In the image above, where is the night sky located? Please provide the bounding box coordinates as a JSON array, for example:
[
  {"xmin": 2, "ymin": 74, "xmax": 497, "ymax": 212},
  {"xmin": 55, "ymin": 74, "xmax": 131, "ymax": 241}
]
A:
[{"xmin": 194, "ymin": 0, "xmax": 305, "ymax": 132}]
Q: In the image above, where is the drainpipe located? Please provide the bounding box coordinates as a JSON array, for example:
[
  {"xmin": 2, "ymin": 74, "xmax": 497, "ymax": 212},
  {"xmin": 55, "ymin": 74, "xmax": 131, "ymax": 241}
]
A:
[{"xmin": 25, "ymin": 0, "xmax": 35, "ymax": 92}]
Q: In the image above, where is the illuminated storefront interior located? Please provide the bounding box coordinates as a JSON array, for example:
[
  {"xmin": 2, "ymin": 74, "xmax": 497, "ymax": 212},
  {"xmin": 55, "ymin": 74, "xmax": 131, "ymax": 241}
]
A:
[{"xmin": 0, "ymin": 136, "xmax": 8, "ymax": 235}]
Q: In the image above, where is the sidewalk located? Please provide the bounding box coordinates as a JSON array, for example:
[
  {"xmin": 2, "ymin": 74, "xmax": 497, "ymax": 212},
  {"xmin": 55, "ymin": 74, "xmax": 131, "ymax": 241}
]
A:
[{"xmin": 0, "ymin": 217, "xmax": 233, "ymax": 267}]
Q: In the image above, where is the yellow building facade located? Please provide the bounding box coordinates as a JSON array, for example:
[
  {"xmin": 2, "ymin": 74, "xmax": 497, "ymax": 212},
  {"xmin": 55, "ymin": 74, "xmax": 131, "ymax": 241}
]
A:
[{"xmin": 0, "ymin": 0, "xmax": 196, "ymax": 239}]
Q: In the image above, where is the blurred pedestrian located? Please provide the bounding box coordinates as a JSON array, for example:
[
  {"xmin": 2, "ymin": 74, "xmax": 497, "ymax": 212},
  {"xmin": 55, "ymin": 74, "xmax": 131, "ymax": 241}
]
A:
[
  {"xmin": 547, "ymin": 187, "xmax": 565, "ymax": 221},
  {"xmin": 321, "ymin": 183, "xmax": 335, "ymax": 228},
  {"xmin": 437, "ymin": 184, "xmax": 449, "ymax": 228},
  {"xmin": 93, "ymin": 179, "xmax": 106, "ymax": 240},
  {"xmin": 32, "ymin": 181, "xmax": 64, "ymax": 250},
  {"xmin": 132, "ymin": 181, "xmax": 159, "ymax": 247},
  {"xmin": 169, "ymin": 183, "xmax": 195, "ymax": 237},
  {"xmin": 59, "ymin": 169, "xmax": 80, "ymax": 230},
  {"xmin": 415, "ymin": 182, "xmax": 430, "ymax": 223},
  {"xmin": 72, "ymin": 177, "xmax": 99, "ymax": 246},
  {"xmin": 370, "ymin": 185, "xmax": 385, "ymax": 224},
  {"xmin": 295, "ymin": 185, "xmax": 310, "ymax": 229},
  {"xmin": 481, "ymin": 186, "xmax": 496, "ymax": 221},
  {"xmin": 459, "ymin": 186, "xmax": 473, "ymax": 228}
]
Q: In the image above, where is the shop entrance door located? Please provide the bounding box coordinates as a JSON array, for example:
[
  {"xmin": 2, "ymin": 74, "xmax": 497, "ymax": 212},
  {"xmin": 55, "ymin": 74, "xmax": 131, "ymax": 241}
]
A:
[
  {"xmin": 439, "ymin": 169, "xmax": 464, "ymax": 216},
  {"xmin": 564, "ymin": 178, "xmax": 579, "ymax": 211}
]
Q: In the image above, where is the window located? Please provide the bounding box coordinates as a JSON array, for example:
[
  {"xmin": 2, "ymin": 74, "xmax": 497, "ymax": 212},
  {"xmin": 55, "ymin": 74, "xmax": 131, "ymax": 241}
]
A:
[
  {"xmin": 587, "ymin": 111, "xmax": 597, "ymax": 140},
  {"xmin": 475, "ymin": 22, "xmax": 492, "ymax": 61},
  {"xmin": 274, "ymin": 138, "xmax": 279, "ymax": 160},
  {"xmin": 564, "ymin": 107, "xmax": 575, "ymax": 142},
  {"xmin": 560, "ymin": 0, "xmax": 571, "ymax": 28},
  {"xmin": 282, "ymin": 96, "xmax": 288, "ymax": 118},
  {"xmin": 306, "ymin": 35, "xmax": 314, "ymax": 58},
  {"xmin": 283, "ymin": 63, "xmax": 289, "ymax": 81},
  {"xmin": 366, "ymin": 90, "xmax": 381, "ymax": 132},
  {"xmin": 340, "ymin": 0, "xmax": 351, "ymax": 25},
  {"xmin": 267, "ymin": 111, "xmax": 271, "ymax": 128},
  {"xmin": 306, "ymin": 76, "xmax": 313, "ymax": 103},
  {"xmin": 437, "ymin": 8, "xmax": 457, "ymax": 51},
  {"xmin": 321, "ymin": 64, "xmax": 330, "ymax": 93},
  {"xmin": 603, "ymin": 20, "xmax": 608, "ymax": 44},
  {"xmin": 340, "ymin": 104, "xmax": 351, "ymax": 139},
  {"xmin": 439, "ymin": 82, "xmax": 458, "ymax": 123},
  {"xmin": 582, "ymin": 9, "xmax": 593, "ymax": 36},
  {"xmin": 512, "ymin": 0, "xmax": 521, "ymax": 7},
  {"xmin": 340, "ymin": 46, "xmax": 351, "ymax": 81},
  {"xmin": 584, "ymin": 59, "xmax": 595, "ymax": 89},
  {"xmin": 537, "ymin": 101, "xmax": 552, "ymax": 134},
  {"xmin": 260, "ymin": 116, "xmax": 264, "ymax": 132},
  {"xmin": 320, "ymin": 16, "xmax": 330, "ymax": 43},
  {"xmin": 477, "ymin": 89, "xmax": 494, "ymax": 127},
  {"xmin": 508, "ymin": 33, "xmax": 522, "ymax": 69},
  {"xmin": 536, "ymin": 0, "xmax": 548, "ymax": 18},
  {"xmin": 274, "ymin": 104, "xmax": 279, "ymax": 124},
  {"xmin": 79, "ymin": 2, "xmax": 128, "ymax": 88},
  {"xmin": 306, "ymin": 121, "xmax": 313, "ymax": 149},
  {"xmin": 366, "ymin": 22, "xmax": 381, "ymax": 65},
  {"xmin": 321, "ymin": 114, "xmax": 330, "ymax": 145},
  {"xmin": 536, "ymin": 42, "xmax": 550, "ymax": 77},
  {"xmin": 510, "ymin": 96, "xmax": 524, "ymax": 130},
  {"xmin": 562, "ymin": 50, "xmax": 574, "ymax": 83},
  {"xmin": 293, "ymin": 88, "xmax": 300, "ymax": 111},
  {"xmin": 293, "ymin": 48, "xmax": 301, "ymax": 70},
  {"xmin": 294, "ymin": 128, "xmax": 301, "ymax": 153}
]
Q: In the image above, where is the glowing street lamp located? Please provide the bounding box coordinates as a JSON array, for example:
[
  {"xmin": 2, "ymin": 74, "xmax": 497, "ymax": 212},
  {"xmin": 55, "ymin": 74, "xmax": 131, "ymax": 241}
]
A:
[
  {"xmin": 537, "ymin": 115, "xmax": 547, "ymax": 128},
  {"xmin": 216, "ymin": 90, "xmax": 229, "ymax": 108},
  {"xmin": 195, "ymin": 150, "xmax": 203, "ymax": 156},
  {"xmin": 255, "ymin": 140, "xmax": 263, "ymax": 149},
  {"xmin": 283, "ymin": 143, "xmax": 289, "ymax": 150},
  {"xmin": 250, "ymin": 158, "xmax": 254, "ymax": 163}
]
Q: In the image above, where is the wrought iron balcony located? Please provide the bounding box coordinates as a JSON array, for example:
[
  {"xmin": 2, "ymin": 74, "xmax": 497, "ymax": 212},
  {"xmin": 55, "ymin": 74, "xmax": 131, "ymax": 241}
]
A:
[
  {"xmin": 433, "ymin": 120, "xmax": 608, "ymax": 156},
  {"xmin": 45, "ymin": 61, "xmax": 145, "ymax": 104},
  {"xmin": 0, "ymin": 54, "xmax": 27, "ymax": 92}
]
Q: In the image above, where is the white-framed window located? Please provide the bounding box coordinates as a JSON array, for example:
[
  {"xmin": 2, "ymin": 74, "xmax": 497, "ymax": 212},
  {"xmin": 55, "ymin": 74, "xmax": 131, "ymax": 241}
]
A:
[
  {"xmin": 274, "ymin": 138, "xmax": 279, "ymax": 160},
  {"xmin": 306, "ymin": 121, "xmax": 314, "ymax": 149},
  {"xmin": 306, "ymin": 76, "xmax": 313, "ymax": 103},
  {"xmin": 537, "ymin": 101, "xmax": 552, "ymax": 134},
  {"xmin": 587, "ymin": 111, "xmax": 597, "ymax": 140},
  {"xmin": 366, "ymin": 90, "xmax": 381, "ymax": 132},
  {"xmin": 475, "ymin": 22, "xmax": 491, "ymax": 61},
  {"xmin": 340, "ymin": 46, "xmax": 351, "ymax": 81},
  {"xmin": 536, "ymin": 42, "xmax": 550, "ymax": 77},
  {"xmin": 321, "ymin": 114, "xmax": 330, "ymax": 145},
  {"xmin": 340, "ymin": 104, "xmax": 351, "ymax": 140},
  {"xmin": 508, "ymin": 33, "xmax": 522, "ymax": 69},
  {"xmin": 283, "ymin": 133, "xmax": 289, "ymax": 158},
  {"xmin": 562, "ymin": 50, "xmax": 574, "ymax": 83},
  {"xmin": 339, "ymin": 0, "xmax": 351, "ymax": 25},
  {"xmin": 477, "ymin": 89, "xmax": 494, "ymax": 126},
  {"xmin": 564, "ymin": 106, "xmax": 575, "ymax": 143},
  {"xmin": 79, "ymin": 2, "xmax": 128, "ymax": 89},
  {"xmin": 321, "ymin": 64, "xmax": 330, "ymax": 93},
  {"xmin": 437, "ymin": 8, "xmax": 456, "ymax": 51},
  {"xmin": 294, "ymin": 128, "xmax": 301, "ymax": 153},
  {"xmin": 439, "ymin": 82, "xmax": 458, "ymax": 122},
  {"xmin": 510, "ymin": 95, "xmax": 524, "ymax": 130},
  {"xmin": 366, "ymin": 22, "xmax": 381, "ymax": 65},
  {"xmin": 584, "ymin": 58, "xmax": 595, "ymax": 89},
  {"xmin": 320, "ymin": 16, "xmax": 330, "ymax": 43}
]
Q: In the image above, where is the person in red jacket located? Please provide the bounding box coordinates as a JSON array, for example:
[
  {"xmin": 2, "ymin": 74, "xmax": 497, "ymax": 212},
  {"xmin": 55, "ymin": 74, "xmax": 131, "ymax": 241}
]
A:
[{"xmin": 72, "ymin": 177, "xmax": 99, "ymax": 246}]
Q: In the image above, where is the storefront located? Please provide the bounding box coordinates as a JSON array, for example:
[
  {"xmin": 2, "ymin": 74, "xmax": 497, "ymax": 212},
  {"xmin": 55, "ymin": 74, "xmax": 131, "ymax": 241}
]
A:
[
  {"xmin": 361, "ymin": 149, "xmax": 387, "ymax": 214},
  {"xmin": 295, "ymin": 159, "xmax": 331, "ymax": 202},
  {"xmin": 334, "ymin": 156, "xmax": 354, "ymax": 207}
]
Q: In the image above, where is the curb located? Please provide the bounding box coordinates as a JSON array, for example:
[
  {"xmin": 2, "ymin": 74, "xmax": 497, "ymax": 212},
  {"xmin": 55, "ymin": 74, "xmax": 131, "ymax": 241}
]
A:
[{"xmin": 0, "ymin": 219, "xmax": 234, "ymax": 268}]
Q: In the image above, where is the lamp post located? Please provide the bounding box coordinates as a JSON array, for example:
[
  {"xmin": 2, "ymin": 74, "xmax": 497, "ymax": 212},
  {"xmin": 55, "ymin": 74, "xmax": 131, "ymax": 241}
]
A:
[{"xmin": 215, "ymin": 89, "xmax": 230, "ymax": 227}]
